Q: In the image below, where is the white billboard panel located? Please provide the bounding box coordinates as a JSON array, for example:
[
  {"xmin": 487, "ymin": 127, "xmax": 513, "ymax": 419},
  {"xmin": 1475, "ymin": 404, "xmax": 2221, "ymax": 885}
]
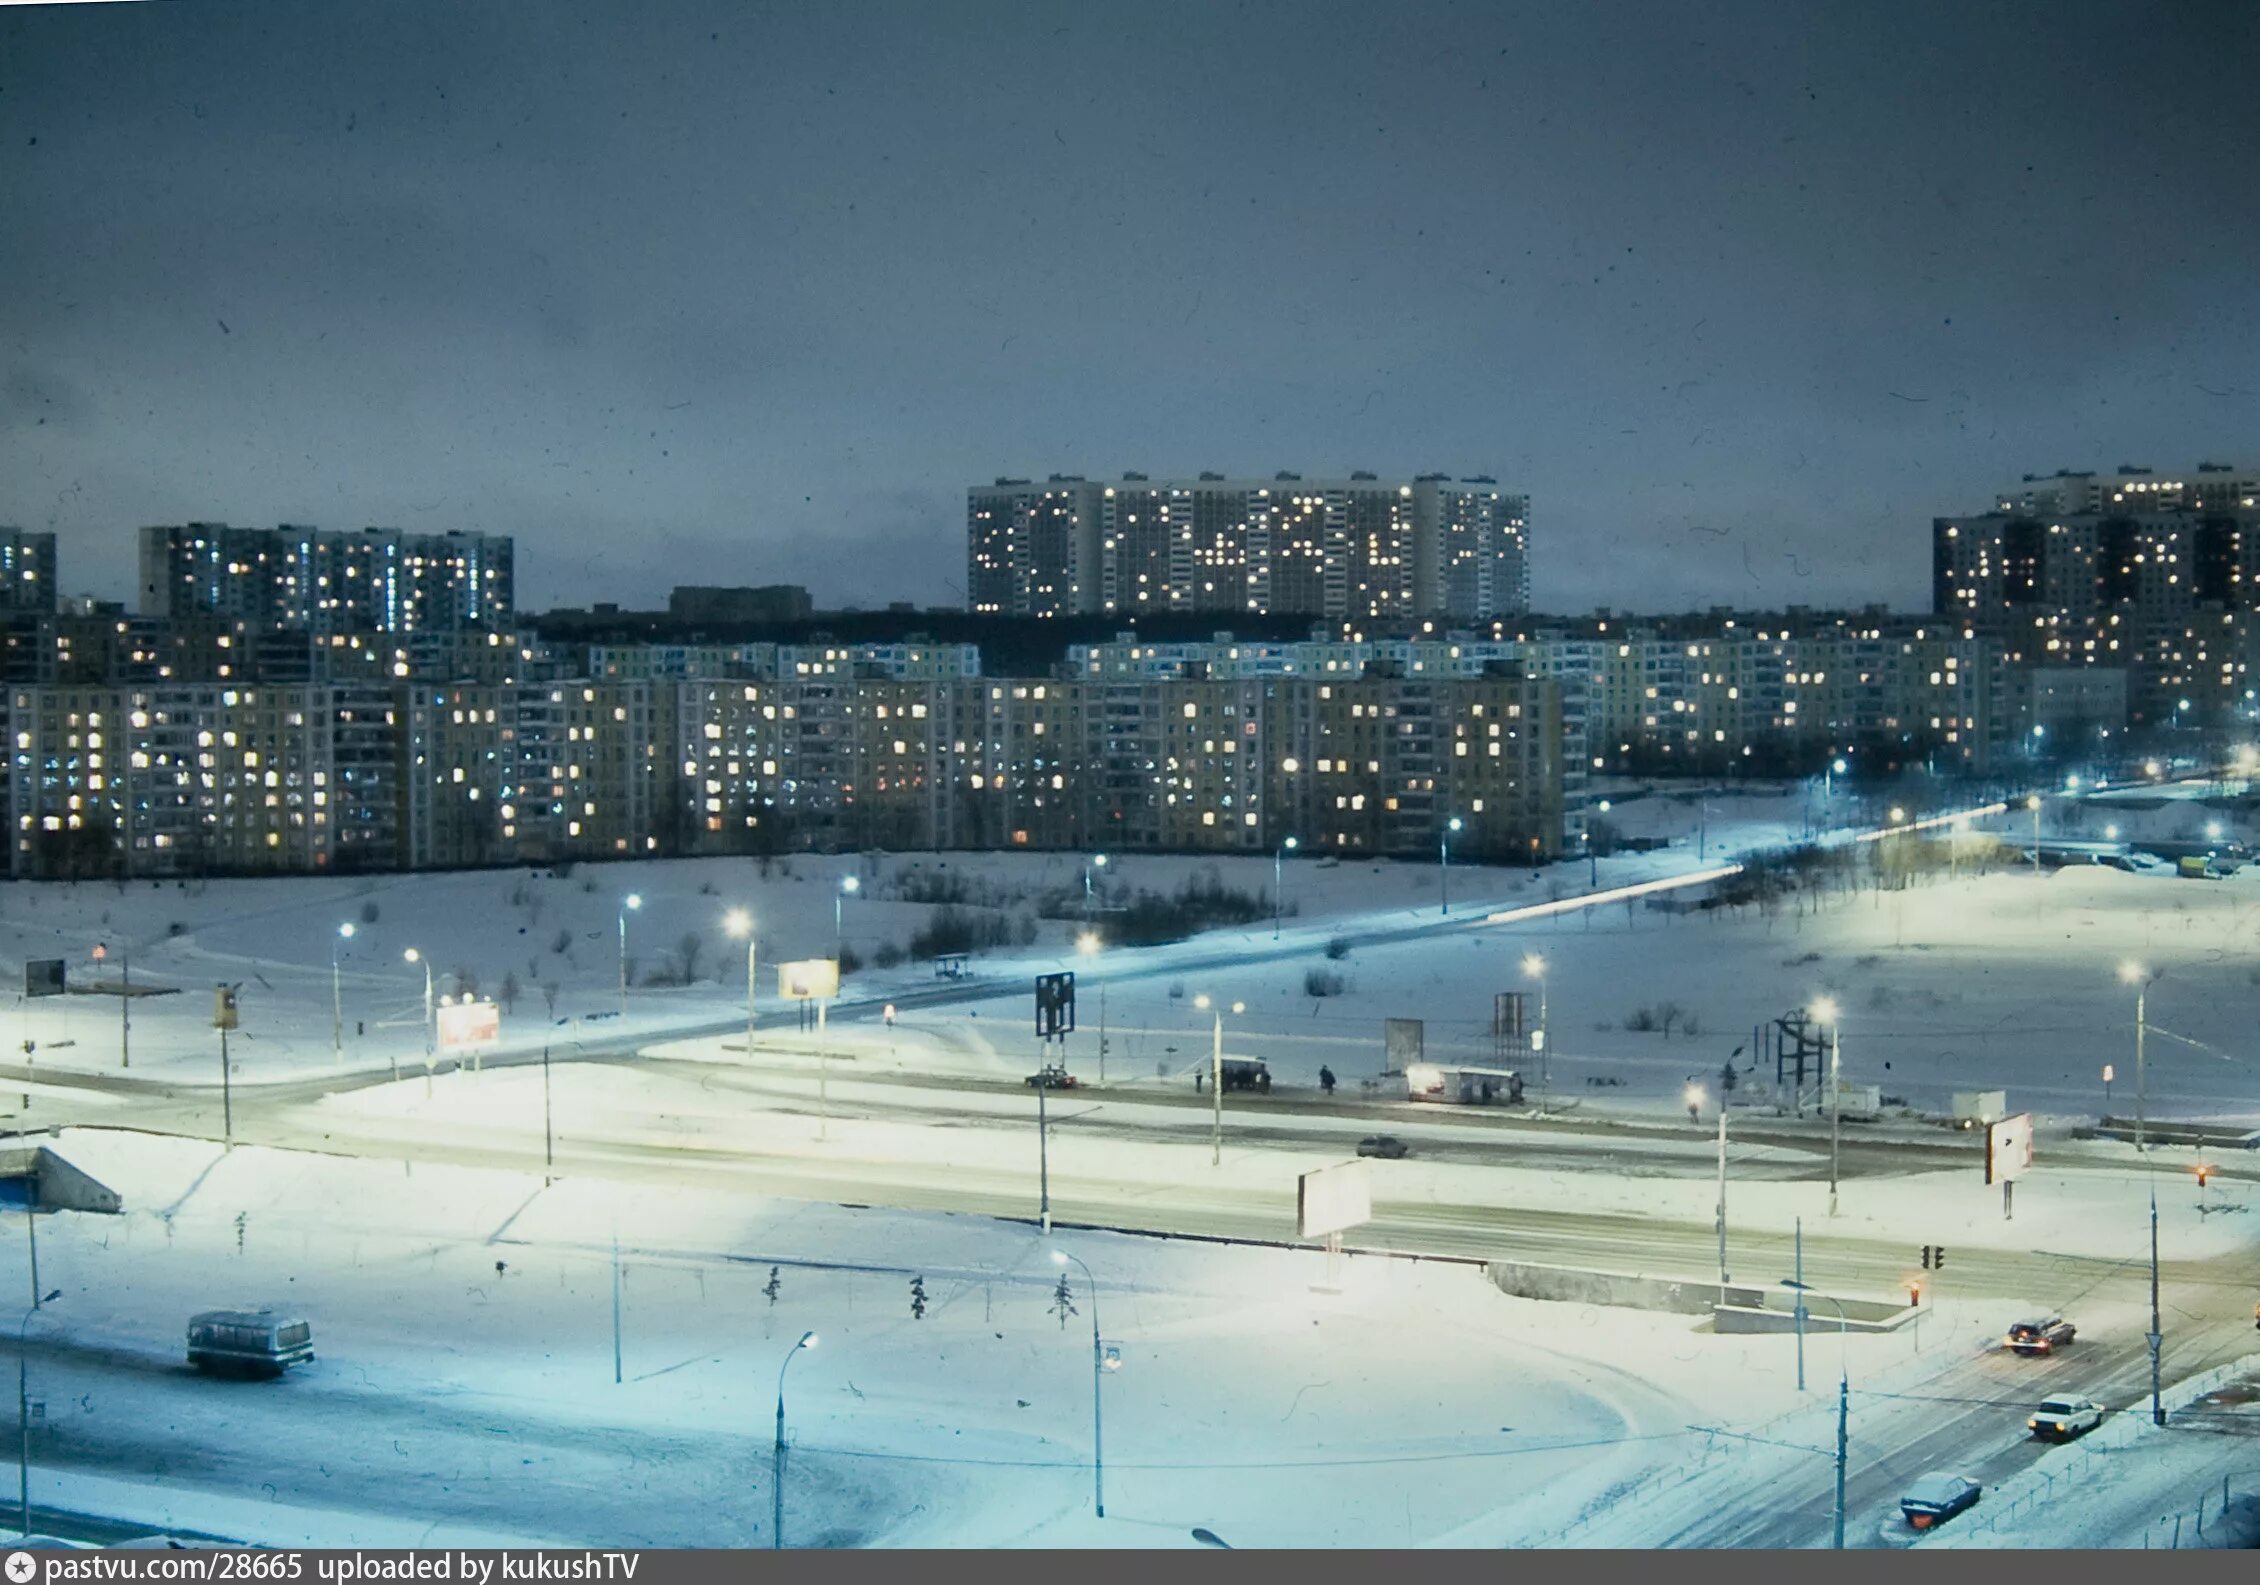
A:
[
  {"xmin": 1297, "ymin": 1159, "xmax": 1373, "ymax": 1240},
  {"xmin": 1986, "ymin": 1111, "xmax": 2034, "ymax": 1184},
  {"xmin": 437, "ymin": 1000, "xmax": 501, "ymax": 1051},
  {"xmin": 777, "ymin": 959, "xmax": 841, "ymax": 1001}
]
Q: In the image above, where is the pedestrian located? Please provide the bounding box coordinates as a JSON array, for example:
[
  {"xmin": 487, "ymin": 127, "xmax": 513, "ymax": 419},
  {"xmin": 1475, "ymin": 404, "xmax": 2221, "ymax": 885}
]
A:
[{"xmin": 1319, "ymin": 1065, "xmax": 1337, "ymax": 1096}]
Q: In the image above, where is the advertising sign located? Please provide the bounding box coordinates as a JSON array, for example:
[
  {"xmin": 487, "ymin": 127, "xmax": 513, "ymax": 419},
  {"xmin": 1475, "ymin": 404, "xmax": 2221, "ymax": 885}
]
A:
[
  {"xmin": 777, "ymin": 959, "xmax": 841, "ymax": 1001},
  {"xmin": 24, "ymin": 960, "xmax": 64, "ymax": 999},
  {"xmin": 1985, "ymin": 1111, "xmax": 2035, "ymax": 1184},
  {"xmin": 437, "ymin": 1000, "xmax": 501, "ymax": 1052},
  {"xmin": 1297, "ymin": 1159, "xmax": 1374, "ymax": 1240},
  {"xmin": 1384, "ymin": 1017, "xmax": 1424, "ymax": 1069},
  {"xmin": 1035, "ymin": 971, "xmax": 1076, "ymax": 1038}
]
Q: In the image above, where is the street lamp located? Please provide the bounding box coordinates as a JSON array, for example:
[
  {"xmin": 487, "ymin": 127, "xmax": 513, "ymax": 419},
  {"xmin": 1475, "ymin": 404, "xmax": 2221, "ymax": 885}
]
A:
[
  {"xmin": 1811, "ymin": 995, "xmax": 1843, "ymax": 1217},
  {"xmin": 332, "ymin": 922, "xmax": 355, "ymax": 1063},
  {"xmin": 1521, "ymin": 953, "xmax": 1549, "ymax": 1096},
  {"xmin": 2026, "ymin": 794, "xmax": 2043, "ymax": 880},
  {"xmin": 834, "ymin": 877, "xmax": 858, "ymax": 955},
  {"xmin": 772, "ymin": 1329, "xmax": 818, "ymax": 1550},
  {"xmin": 1193, "ymin": 994, "xmax": 1244, "ymax": 1165},
  {"xmin": 1273, "ymin": 836, "xmax": 1298, "ymax": 940},
  {"xmin": 1439, "ymin": 816, "xmax": 1463, "ymax": 916},
  {"xmin": 1084, "ymin": 853, "xmax": 1108, "ymax": 910},
  {"xmin": 618, "ymin": 894, "xmax": 642, "ymax": 1020},
  {"xmin": 725, "ymin": 909, "xmax": 756, "ymax": 1056},
  {"xmin": 1781, "ymin": 1278, "xmax": 1849, "ymax": 1549},
  {"xmin": 2118, "ymin": 961, "xmax": 2154, "ymax": 1152},
  {"xmin": 403, "ymin": 948, "xmax": 433, "ymax": 1071},
  {"xmin": 18, "ymin": 1288, "xmax": 61, "ymax": 1540},
  {"xmin": 1051, "ymin": 1249, "xmax": 1108, "ymax": 1518}
]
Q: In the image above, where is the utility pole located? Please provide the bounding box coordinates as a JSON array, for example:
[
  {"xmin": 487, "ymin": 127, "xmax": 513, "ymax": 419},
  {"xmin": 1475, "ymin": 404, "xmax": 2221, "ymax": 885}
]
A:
[
  {"xmin": 1210, "ymin": 1007, "xmax": 1223, "ymax": 1165},
  {"xmin": 1827, "ymin": 1020, "xmax": 1842, "ymax": 1218},
  {"xmin": 542, "ymin": 1043, "xmax": 555, "ymax": 1185},
  {"xmin": 1793, "ymin": 1217, "xmax": 1806, "ymax": 1394},
  {"xmin": 1832, "ymin": 1373, "xmax": 1849, "ymax": 1549},
  {"xmin": 219, "ymin": 1021, "xmax": 233, "ymax": 1148},
  {"xmin": 1037, "ymin": 1072, "xmax": 1052, "ymax": 1234},
  {"xmin": 2136, "ymin": 976, "xmax": 2148, "ymax": 1154},
  {"xmin": 119, "ymin": 942, "xmax": 130, "ymax": 1071},
  {"xmin": 2148, "ymin": 1187, "xmax": 2165, "ymax": 1426},
  {"xmin": 1714, "ymin": 1107, "xmax": 1729, "ymax": 1288},
  {"xmin": 611, "ymin": 1228, "xmax": 624, "ymax": 1386}
]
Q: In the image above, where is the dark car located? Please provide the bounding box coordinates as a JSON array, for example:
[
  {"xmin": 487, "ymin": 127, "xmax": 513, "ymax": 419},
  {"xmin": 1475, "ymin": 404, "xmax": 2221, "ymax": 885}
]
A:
[
  {"xmin": 1356, "ymin": 1134, "xmax": 1409, "ymax": 1160},
  {"xmin": 1025, "ymin": 1065, "xmax": 1078, "ymax": 1090},
  {"xmin": 2006, "ymin": 1315, "xmax": 2076, "ymax": 1355},
  {"xmin": 1900, "ymin": 1473, "xmax": 1981, "ymax": 1529}
]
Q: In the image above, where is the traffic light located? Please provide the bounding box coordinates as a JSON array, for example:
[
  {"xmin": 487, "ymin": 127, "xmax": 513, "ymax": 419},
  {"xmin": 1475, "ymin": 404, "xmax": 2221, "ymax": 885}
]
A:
[
  {"xmin": 2197, "ymin": 1165, "xmax": 2212, "ymax": 1189},
  {"xmin": 1919, "ymin": 1244, "xmax": 1947, "ymax": 1271}
]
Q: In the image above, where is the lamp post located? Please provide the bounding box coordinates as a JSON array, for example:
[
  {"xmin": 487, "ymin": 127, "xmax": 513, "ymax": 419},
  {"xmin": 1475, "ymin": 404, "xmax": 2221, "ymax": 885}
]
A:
[
  {"xmin": 1272, "ymin": 836, "xmax": 1297, "ymax": 940},
  {"xmin": 1811, "ymin": 996, "xmax": 1842, "ymax": 1217},
  {"xmin": 832, "ymin": 876, "xmax": 859, "ymax": 957},
  {"xmin": 404, "ymin": 948, "xmax": 432, "ymax": 1087},
  {"xmin": 18, "ymin": 1288, "xmax": 60, "ymax": 1540},
  {"xmin": 1084, "ymin": 853, "xmax": 1107, "ymax": 912},
  {"xmin": 1193, "ymin": 995, "xmax": 1243, "ymax": 1165},
  {"xmin": 2119, "ymin": 961, "xmax": 2151, "ymax": 1152},
  {"xmin": 1521, "ymin": 953, "xmax": 1549, "ymax": 1098},
  {"xmin": 1051, "ymin": 1249, "xmax": 1108, "ymax": 1519},
  {"xmin": 2027, "ymin": 794, "xmax": 2043, "ymax": 881},
  {"xmin": 773, "ymin": 1330, "xmax": 818, "ymax": 1550},
  {"xmin": 1687, "ymin": 1084, "xmax": 1728, "ymax": 1286},
  {"xmin": 617, "ymin": 894, "xmax": 642, "ymax": 1020},
  {"xmin": 332, "ymin": 922, "xmax": 355, "ymax": 1063},
  {"xmin": 726, "ymin": 909, "xmax": 757, "ymax": 1056},
  {"xmin": 1782, "ymin": 1278, "xmax": 1849, "ymax": 1549},
  {"xmin": 1439, "ymin": 816, "xmax": 1463, "ymax": 916}
]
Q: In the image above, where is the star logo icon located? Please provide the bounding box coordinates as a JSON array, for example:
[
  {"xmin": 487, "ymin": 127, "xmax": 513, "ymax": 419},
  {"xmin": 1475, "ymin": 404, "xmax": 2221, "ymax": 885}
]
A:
[{"xmin": 6, "ymin": 1550, "xmax": 38, "ymax": 1583}]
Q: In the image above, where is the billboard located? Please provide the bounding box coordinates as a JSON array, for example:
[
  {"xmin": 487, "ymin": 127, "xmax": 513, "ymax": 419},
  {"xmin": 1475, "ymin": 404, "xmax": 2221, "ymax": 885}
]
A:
[
  {"xmin": 1035, "ymin": 971, "xmax": 1076, "ymax": 1038},
  {"xmin": 1297, "ymin": 1159, "xmax": 1373, "ymax": 1240},
  {"xmin": 437, "ymin": 1000, "xmax": 501, "ymax": 1051},
  {"xmin": 24, "ymin": 960, "xmax": 64, "ymax": 999},
  {"xmin": 777, "ymin": 959, "xmax": 840, "ymax": 1001},
  {"xmin": 1385, "ymin": 1018, "xmax": 1424, "ymax": 1069},
  {"xmin": 1985, "ymin": 1111, "xmax": 2034, "ymax": 1184}
]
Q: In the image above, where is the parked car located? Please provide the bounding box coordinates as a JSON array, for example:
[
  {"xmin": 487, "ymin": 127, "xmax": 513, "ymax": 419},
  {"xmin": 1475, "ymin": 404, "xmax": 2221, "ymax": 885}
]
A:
[
  {"xmin": 2028, "ymin": 1395, "xmax": 2106, "ymax": 1440},
  {"xmin": 187, "ymin": 1310, "xmax": 314, "ymax": 1378},
  {"xmin": 1025, "ymin": 1065, "xmax": 1078, "ymax": 1090},
  {"xmin": 2006, "ymin": 1315, "xmax": 2076, "ymax": 1355},
  {"xmin": 1900, "ymin": 1473, "xmax": 1982, "ymax": 1529},
  {"xmin": 1356, "ymin": 1134, "xmax": 1410, "ymax": 1160}
]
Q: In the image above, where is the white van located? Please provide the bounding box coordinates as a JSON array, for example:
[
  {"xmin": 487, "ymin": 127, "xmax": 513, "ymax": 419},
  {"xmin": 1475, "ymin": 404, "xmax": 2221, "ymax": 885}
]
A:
[{"xmin": 186, "ymin": 1310, "xmax": 314, "ymax": 1377}]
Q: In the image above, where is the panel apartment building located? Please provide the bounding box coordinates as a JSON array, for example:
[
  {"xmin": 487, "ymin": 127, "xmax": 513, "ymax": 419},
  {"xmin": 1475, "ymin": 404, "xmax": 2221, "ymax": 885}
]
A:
[
  {"xmin": 1932, "ymin": 464, "xmax": 2260, "ymax": 726},
  {"xmin": 968, "ymin": 473, "xmax": 1528, "ymax": 624},
  {"xmin": 139, "ymin": 524, "xmax": 515, "ymax": 633}
]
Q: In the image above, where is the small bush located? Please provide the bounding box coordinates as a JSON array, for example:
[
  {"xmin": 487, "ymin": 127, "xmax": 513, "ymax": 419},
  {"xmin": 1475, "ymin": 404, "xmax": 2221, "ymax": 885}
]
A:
[
  {"xmin": 1624, "ymin": 1006, "xmax": 1658, "ymax": 1032},
  {"xmin": 359, "ymin": 900, "xmax": 380, "ymax": 925},
  {"xmin": 1325, "ymin": 936, "xmax": 1352, "ymax": 961},
  {"xmin": 838, "ymin": 944, "xmax": 865, "ymax": 976},
  {"xmin": 550, "ymin": 928, "xmax": 572, "ymax": 955},
  {"xmin": 873, "ymin": 940, "xmax": 907, "ymax": 970},
  {"xmin": 1303, "ymin": 968, "xmax": 1346, "ymax": 998}
]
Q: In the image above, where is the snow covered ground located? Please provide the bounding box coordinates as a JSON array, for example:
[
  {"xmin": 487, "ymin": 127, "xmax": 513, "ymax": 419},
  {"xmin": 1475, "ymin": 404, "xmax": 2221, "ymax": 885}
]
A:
[
  {"xmin": 11, "ymin": 1126, "xmax": 1968, "ymax": 1549},
  {"xmin": 0, "ymin": 789, "xmax": 1805, "ymax": 1093}
]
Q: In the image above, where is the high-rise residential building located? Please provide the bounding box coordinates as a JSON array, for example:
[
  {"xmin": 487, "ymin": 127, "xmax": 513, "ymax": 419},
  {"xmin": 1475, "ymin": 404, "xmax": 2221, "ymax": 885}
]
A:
[
  {"xmin": 967, "ymin": 478, "xmax": 1104, "ymax": 619},
  {"xmin": 139, "ymin": 525, "xmax": 515, "ymax": 632},
  {"xmin": 972, "ymin": 473, "xmax": 1530, "ymax": 624},
  {"xmin": 0, "ymin": 532, "xmax": 58, "ymax": 614}
]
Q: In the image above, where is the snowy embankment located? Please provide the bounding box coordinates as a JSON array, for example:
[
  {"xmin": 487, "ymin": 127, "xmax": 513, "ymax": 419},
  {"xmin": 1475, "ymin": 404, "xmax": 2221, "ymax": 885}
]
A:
[
  {"xmin": 26, "ymin": 1125, "xmax": 1884, "ymax": 1548},
  {"xmin": 1921, "ymin": 1354, "xmax": 2260, "ymax": 1549}
]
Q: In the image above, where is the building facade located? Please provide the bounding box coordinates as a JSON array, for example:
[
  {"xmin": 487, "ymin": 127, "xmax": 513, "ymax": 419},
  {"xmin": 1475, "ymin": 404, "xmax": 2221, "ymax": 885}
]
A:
[{"xmin": 139, "ymin": 525, "xmax": 515, "ymax": 632}]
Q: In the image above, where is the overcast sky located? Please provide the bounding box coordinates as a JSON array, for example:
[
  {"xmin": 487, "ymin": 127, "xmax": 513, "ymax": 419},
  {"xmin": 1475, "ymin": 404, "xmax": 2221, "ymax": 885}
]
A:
[{"xmin": 4, "ymin": 0, "xmax": 2256, "ymax": 615}]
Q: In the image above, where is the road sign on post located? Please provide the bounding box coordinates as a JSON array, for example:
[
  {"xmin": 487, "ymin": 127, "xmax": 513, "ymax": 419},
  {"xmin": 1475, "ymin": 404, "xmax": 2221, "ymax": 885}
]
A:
[
  {"xmin": 1035, "ymin": 972, "xmax": 1076, "ymax": 1039},
  {"xmin": 212, "ymin": 985, "xmax": 239, "ymax": 1030}
]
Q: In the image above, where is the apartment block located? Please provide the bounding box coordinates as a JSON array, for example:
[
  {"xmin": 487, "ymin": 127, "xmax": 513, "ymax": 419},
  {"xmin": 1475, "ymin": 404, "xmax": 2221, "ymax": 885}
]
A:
[
  {"xmin": 140, "ymin": 525, "xmax": 515, "ymax": 632},
  {"xmin": 0, "ymin": 532, "xmax": 58, "ymax": 615}
]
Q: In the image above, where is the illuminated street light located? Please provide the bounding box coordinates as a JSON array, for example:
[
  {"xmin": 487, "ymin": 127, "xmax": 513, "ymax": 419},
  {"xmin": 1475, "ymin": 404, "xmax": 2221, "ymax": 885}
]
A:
[
  {"xmin": 772, "ymin": 1330, "xmax": 819, "ymax": 1549},
  {"xmin": 1076, "ymin": 930, "xmax": 1101, "ymax": 955},
  {"xmin": 725, "ymin": 909, "xmax": 756, "ymax": 1055},
  {"xmin": 332, "ymin": 922, "xmax": 355, "ymax": 1063},
  {"xmin": 403, "ymin": 947, "xmax": 433, "ymax": 1076},
  {"xmin": 1192, "ymin": 994, "xmax": 1245, "ymax": 1165},
  {"xmin": 834, "ymin": 877, "xmax": 858, "ymax": 954},
  {"xmin": 1272, "ymin": 835, "xmax": 1298, "ymax": 940},
  {"xmin": 2119, "ymin": 961, "xmax": 2153, "ymax": 1153},
  {"xmin": 1050, "ymin": 1249, "xmax": 1108, "ymax": 1518},
  {"xmin": 618, "ymin": 894, "xmax": 642, "ymax": 1020},
  {"xmin": 1810, "ymin": 996, "xmax": 1843, "ymax": 1216},
  {"xmin": 1439, "ymin": 816, "xmax": 1464, "ymax": 916}
]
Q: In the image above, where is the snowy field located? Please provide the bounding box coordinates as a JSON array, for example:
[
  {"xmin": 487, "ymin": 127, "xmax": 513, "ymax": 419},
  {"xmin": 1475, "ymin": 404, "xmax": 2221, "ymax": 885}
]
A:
[
  {"xmin": 0, "ymin": 783, "xmax": 1816, "ymax": 1091},
  {"xmin": 10, "ymin": 1126, "xmax": 1974, "ymax": 1549}
]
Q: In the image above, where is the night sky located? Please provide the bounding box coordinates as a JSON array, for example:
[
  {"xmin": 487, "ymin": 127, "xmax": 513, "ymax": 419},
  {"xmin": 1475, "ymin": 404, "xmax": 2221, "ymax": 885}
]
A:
[{"xmin": 4, "ymin": 0, "xmax": 2256, "ymax": 616}]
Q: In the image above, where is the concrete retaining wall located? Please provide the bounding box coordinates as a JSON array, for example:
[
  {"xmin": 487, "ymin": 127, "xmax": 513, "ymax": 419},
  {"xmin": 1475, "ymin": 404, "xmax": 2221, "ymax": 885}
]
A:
[
  {"xmin": 0, "ymin": 1143, "xmax": 123, "ymax": 1213},
  {"xmin": 1484, "ymin": 1259, "xmax": 1763, "ymax": 1315},
  {"xmin": 1713, "ymin": 1298, "xmax": 1919, "ymax": 1335}
]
